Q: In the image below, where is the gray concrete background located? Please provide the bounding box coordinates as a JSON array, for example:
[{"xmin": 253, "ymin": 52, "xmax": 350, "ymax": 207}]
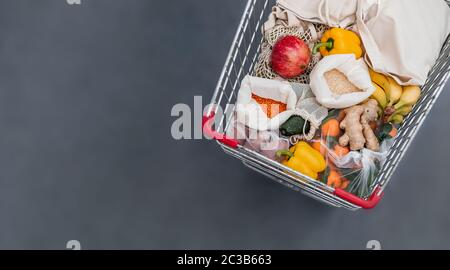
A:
[{"xmin": 0, "ymin": 0, "xmax": 449, "ymax": 250}]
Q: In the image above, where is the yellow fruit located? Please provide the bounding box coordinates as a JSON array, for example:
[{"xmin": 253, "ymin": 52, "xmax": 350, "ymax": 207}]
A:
[
  {"xmin": 386, "ymin": 77, "xmax": 403, "ymax": 107},
  {"xmin": 371, "ymin": 82, "xmax": 388, "ymax": 109},
  {"xmin": 377, "ymin": 106, "xmax": 383, "ymax": 118},
  {"xmin": 369, "ymin": 69, "xmax": 391, "ymax": 95},
  {"xmin": 395, "ymin": 105, "xmax": 413, "ymax": 117},
  {"xmin": 390, "ymin": 114, "xmax": 404, "ymax": 125},
  {"xmin": 394, "ymin": 85, "xmax": 421, "ymax": 110}
]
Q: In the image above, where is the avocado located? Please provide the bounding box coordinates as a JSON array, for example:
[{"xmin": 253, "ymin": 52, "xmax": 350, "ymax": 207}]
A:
[{"xmin": 279, "ymin": 116, "xmax": 310, "ymax": 137}]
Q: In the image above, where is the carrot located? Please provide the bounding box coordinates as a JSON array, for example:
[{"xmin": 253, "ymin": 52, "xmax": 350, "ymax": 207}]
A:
[
  {"xmin": 312, "ymin": 140, "xmax": 327, "ymax": 156},
  {"xmin": 389, "ymin": 126, "xmax": 398, "ymax": 138},
  {"xmin": 333, "ymin": 144, "xmax": 350, "ymax": 158},
  {"xmin": 326, "ymin": 169, "xmax": 350, "ymax": 189},
  {"xmin": 327, "ymin": 170, "xmax": 343, "ymax": 188},
  {"xmin": 321, "ymin": 119, "xmax": 340, "ymax": 137}
]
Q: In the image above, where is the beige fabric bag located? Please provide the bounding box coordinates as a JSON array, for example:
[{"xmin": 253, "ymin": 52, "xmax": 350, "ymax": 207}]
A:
[
  {"xmin": 357, "ymin": 0, "xmax": 450, "ymax": 85},
  {"xmin": 277, "ymin": 0, "xmax": 358, "ymax": 28},
  {"xmin": 236, "ymin": 75, "xmax": 298, "ymax": 131},
  {"xmin": 276, "ymin": 0, "xmax": 450, "ymax": 85},
  {"xmin": 236, "ymin": 76, "xmax": 328, "ymax": 133},
  {"xmin": 310, "ymin": 54, "xmax": 375, "ymax": 109}
]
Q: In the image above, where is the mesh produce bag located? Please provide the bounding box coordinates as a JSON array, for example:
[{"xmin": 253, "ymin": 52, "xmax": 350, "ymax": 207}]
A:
[
  {"xmin": 288, "ymin": 83, "xmax": 328, "ymax": 142},
  {"xmin": 254, "ymin": 6, "xmax": 329, "ymax": 84}
]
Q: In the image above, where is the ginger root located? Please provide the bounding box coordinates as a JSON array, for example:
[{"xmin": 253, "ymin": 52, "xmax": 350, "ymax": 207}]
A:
[{"xmin": 339, "ymin": 99, "xmax": 380, "ymax": 152}]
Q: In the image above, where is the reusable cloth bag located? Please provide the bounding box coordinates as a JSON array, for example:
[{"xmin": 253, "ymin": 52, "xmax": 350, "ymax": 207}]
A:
[
  {"xmin": 236, "ymin": 75, "xmax": 328, "ymax": 131},
  {"xmin": 309, "ymin": 54, "xmax": 375, "ymax": 109},
  {"xmin": 236, "ymin": 75, "xmax": 297, "ymax": 131},
  {"xmin": 276, "ymin": 0, "xmax": 450, "ymax": 85},
  {"xmin": 277, "ymin": 0, "xmax": 358, "ymax": 28},
  {"xmin": 356, "ymin": 0, "xmax": 450, "ymax": 85}
]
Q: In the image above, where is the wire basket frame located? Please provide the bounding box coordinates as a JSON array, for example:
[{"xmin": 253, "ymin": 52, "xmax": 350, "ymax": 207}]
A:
[{"xmin": 207, "ymin": 0, "xmax": 450, "ymax": 210}]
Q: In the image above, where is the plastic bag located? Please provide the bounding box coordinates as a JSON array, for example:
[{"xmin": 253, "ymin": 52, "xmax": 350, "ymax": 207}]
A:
[
  {"xmin": 333, "ymin": 142, "xmax": 392, "ymax": 198},
  {"xmin": 309, "ymin": 54, "xmax": 375, "ymax": 109},
  {"xmin": 227, "ymin": 117, "xmax": 290, "ymax": 162},
  {"xmin": 308, "ymin": 110, "xmax": 394, "ymax": 198}
]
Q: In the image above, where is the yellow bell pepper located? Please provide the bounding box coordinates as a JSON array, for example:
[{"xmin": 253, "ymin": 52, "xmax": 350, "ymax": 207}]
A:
[
  {"xmin": 312, "ymin": 28, "xmax": 363, "ymax": 59},
  {"xmin": 276, "ymin": 142, "xmax": 327, "ymax": 180}
]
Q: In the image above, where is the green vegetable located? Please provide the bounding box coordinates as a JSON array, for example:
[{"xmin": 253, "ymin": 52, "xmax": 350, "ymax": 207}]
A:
[
  {"xmin": 279, "ymin": 116, "xmax": 310, "ymax": 137},
  {"xmin": 377, "ymin": 123, "xmax": 398, "ymax": 142}
]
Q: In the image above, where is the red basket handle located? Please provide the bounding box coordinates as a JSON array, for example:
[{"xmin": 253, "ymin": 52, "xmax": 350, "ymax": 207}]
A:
[
  {"xmin": 334, "ymin": 187, "xmax": 384, "ymax": 209},
  {"xmin": 202, "ymin": 113, "xmax": 239, "ymax": 149}
]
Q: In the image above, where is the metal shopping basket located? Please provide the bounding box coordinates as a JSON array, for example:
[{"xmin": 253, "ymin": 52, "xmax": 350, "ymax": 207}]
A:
[{"xmin": 203, "ymin": 0, "xmax": 450, "ymax": 210}]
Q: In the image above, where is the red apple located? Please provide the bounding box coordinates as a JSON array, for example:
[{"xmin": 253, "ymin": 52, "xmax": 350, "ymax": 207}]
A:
[{"xmin": 271, "ymin": 35, "xmax": 311, "ymax": 79}]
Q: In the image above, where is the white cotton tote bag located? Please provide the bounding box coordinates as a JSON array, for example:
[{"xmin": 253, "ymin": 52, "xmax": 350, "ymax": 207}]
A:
[
  {"xmin": 276, "ymin": 0, "xmax": 450, "ymax": 85},
  {"xmin": 309, "ymin": 54, "xmax": 375, "ymax": 109},
  {"xmin": 236, "ymin": 75, "xmax": 298, "ymax": 131},
  {"xmin": 356, "ymin": 0, "xmax": 450, "ymax": 85}
]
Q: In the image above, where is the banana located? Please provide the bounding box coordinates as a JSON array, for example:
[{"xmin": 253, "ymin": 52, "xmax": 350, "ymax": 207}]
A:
[
  {"xmin": 390, "ymin": 114, "xmax": 404, "ymax": 125},
  {"xmin": 387, "ymin": 108, "xmax": 411, "ymax": 123},
  {"xmin": 370, "ymin": 82, "xmax": 388, "ymax": 109},
  {"xmin": 377, "ymin": 106, "xmax": 384, "ymax": 118},
  {"xmin": 386, "ymin": 77, "xmax": 403, "ymax": 107},
  {"xmin": 369, "ymin": 69, "xmax": 391, "ymax": 95},
  {"xmin": 395, "ymin": 105, "xmax": 413, "ymax": 117},
  {"xmin": 394, "ymin": 85, "xmax": 421, "ymax": 110}
]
